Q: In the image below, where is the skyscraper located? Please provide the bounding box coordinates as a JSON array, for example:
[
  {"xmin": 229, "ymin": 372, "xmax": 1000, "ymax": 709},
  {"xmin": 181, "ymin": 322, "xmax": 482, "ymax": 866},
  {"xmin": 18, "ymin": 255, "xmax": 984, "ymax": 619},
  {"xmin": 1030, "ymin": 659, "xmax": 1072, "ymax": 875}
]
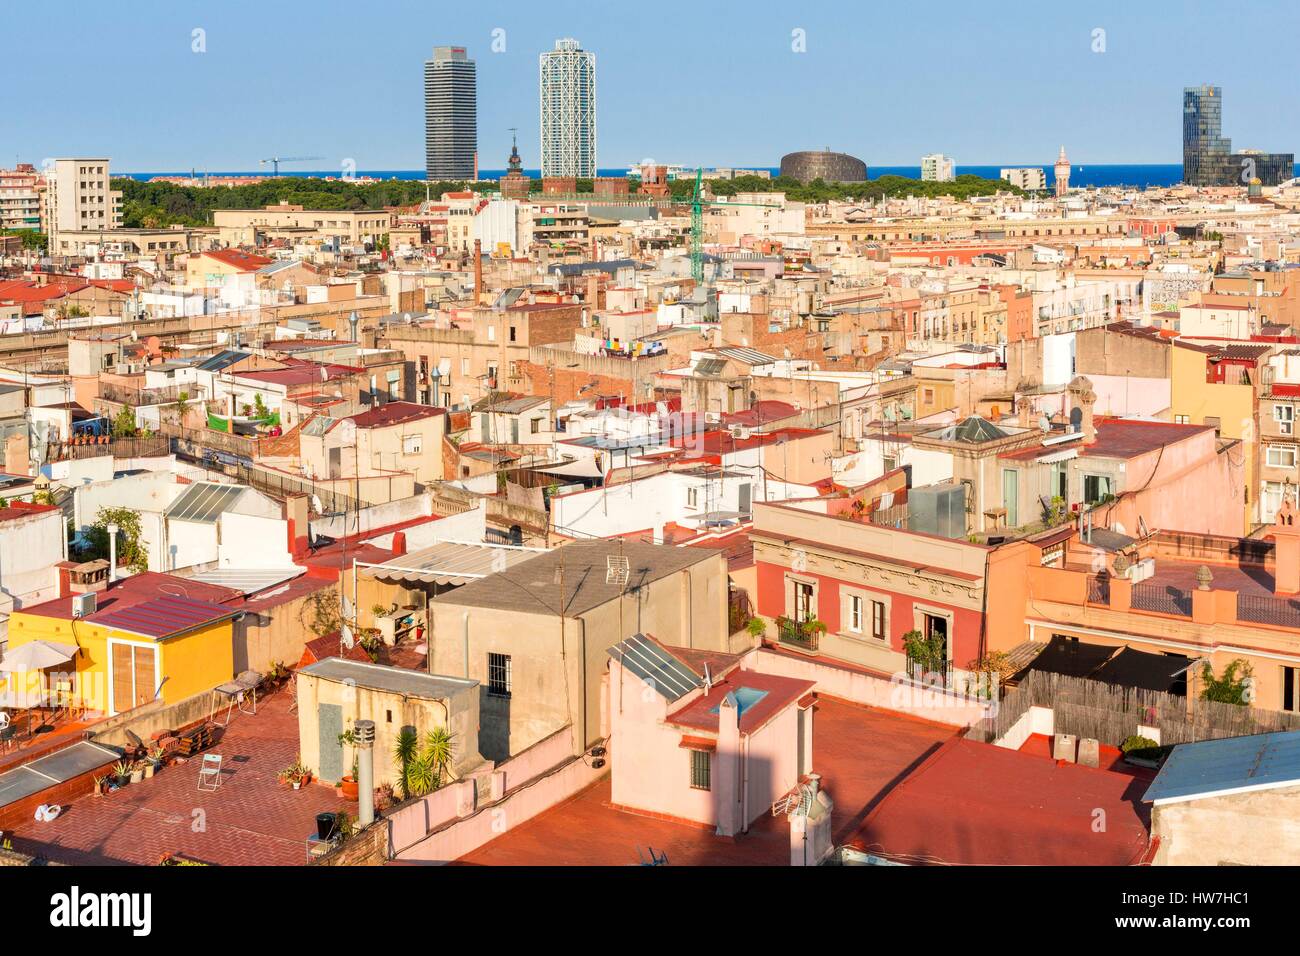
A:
[
  {"xmin": 539, "ymin": 38, "xmax": 596, "ymax": 178},
  {"xmin": 1183, "ymin": 84, "xmax": 1293, "ymax": 187},
  {"xmin": 425, "ymin": 46, "xmax": 477, "ymax": 181},
  {"xmin": 1183, "ymin": 85, "xmax": 1232, "ymax": 187}
]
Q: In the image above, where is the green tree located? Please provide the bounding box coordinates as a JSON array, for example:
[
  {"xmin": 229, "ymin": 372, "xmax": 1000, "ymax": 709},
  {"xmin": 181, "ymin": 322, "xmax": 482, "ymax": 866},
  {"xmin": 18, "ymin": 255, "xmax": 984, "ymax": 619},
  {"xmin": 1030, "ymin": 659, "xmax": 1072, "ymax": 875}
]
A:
[
  {"xmin": 82, "ymin": 506, "xmax": 148, "ymax": 573},
  {"xmin": 111, "ymin": 405, "xmax": 139, "ymax": 438}
]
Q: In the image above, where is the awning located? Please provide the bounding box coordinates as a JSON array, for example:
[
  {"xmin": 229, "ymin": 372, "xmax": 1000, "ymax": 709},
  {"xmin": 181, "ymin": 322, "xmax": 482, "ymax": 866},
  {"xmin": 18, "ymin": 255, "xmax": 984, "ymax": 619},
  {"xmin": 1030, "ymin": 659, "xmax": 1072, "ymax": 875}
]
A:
[
  {"xmin": 533, "ymin": 458, "xmax": 604, "ymax": 479},
  {"xmin": 679, "ymin": 735, "xmax": 717, "ymax": 752},
  {"xmin": 0, "ymin": 640, "xmax": 78, "ymax": 673}
]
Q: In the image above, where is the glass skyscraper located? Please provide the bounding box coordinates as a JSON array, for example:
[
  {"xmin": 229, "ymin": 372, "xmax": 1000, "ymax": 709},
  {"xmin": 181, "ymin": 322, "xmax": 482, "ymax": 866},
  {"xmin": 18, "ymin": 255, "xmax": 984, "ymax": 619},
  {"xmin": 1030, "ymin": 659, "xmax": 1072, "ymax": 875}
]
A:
[
  {"xmin": 1183, "ymin": 84, "xmax": 1293, "ymax": 186},
  {"xmin": 539, "ymin": 39, "xmax": 597, "ymax": 178},
  {"xmin": 425, "ymin": 46, "xmax": 477, "ymax": 181}
]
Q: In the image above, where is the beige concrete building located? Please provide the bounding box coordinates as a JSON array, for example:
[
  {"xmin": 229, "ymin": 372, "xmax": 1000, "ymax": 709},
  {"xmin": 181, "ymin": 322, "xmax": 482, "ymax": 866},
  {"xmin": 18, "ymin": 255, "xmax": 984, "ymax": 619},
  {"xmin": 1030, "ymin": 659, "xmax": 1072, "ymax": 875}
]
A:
[
  {"xmin": 295, "ymin": 657, "xmax": 482, "ymax": 786},
  {"xmin": 213, "ymin": 202, "xmax": 393, "ymax": 246},
  {"xmin": 299, "ymin": 401, "xmax": 449, "ymax": 489},
  {"xmin": 42, "ymin": 158, "xmax": 124, "ymax": 255},
  {"xmin": 428, "ymin": 539, "xmax": 730, "ymax": 761}
]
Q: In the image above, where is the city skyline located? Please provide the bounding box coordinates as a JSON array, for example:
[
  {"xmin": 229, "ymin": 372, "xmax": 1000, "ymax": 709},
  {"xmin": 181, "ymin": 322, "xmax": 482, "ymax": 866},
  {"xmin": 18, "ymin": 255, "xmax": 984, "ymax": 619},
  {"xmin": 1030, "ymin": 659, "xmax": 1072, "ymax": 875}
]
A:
[
  {"xmin": 423, "ymin": 45, "xmax": 478, "ymax": 180},
  {"xmin": 7, "ymin": 0, "xmax": 1300, "ymax": 172}
]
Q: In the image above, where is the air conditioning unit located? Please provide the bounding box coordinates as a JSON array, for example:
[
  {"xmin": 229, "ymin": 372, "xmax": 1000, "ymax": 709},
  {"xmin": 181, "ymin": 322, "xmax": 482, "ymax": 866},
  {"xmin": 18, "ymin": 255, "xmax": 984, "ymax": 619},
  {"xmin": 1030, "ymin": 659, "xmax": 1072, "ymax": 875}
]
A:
[{"xmin": 71, "ymin": 592, "xmax": 97, "ymax": 619}]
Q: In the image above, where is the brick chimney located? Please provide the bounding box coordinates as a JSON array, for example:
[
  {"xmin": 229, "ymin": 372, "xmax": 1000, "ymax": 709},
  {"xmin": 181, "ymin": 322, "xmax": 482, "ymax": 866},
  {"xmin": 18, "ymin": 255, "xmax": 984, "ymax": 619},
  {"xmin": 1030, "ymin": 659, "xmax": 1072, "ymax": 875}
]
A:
[{"xmin": 473, "ymin": 239, "xmax": 483, "ymax": 303}]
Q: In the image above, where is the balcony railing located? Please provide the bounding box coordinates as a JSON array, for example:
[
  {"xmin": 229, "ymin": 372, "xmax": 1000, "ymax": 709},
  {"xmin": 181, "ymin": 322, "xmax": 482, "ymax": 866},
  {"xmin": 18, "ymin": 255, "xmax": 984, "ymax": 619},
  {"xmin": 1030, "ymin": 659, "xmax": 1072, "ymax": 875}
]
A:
[
  {"xmin": 1131, "ymin": 582, "xmax": 1193, "ymax": 617},
  {"xmin": 1086, "ymin": 573, "xmax": 1110, "ymax": 604},
  {"xmin": 906, "ymin": 657, "xmax": 955, "ymax": 687},
  {"xmin": 1238, "ymin": 593, "xmax": 1300, "ymax": 630},
  {"xmin": 777, "ymin": 617, "xmax": 819, "ymax": 652}
]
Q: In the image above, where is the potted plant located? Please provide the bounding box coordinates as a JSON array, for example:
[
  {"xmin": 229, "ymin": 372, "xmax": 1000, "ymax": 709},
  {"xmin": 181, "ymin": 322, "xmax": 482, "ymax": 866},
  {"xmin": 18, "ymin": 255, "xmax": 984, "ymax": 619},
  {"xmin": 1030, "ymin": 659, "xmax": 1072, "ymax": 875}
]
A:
[
  {"xmin": 92, "ymin": 774, "xmax": 108, "ymax": 797},
  {"xmin": 129, "ymin": 761, "xmax": 145, "ymax": 785},
  {"xmin": 112, "ymin": 760, "xmax": 132, "ymax": 788},
  {"xmin": 278, "ymin": 759, "xmax": 312, "ymax": 790},
  {"xmin": 337, "ymin": 730, "xmax": 360, "ymax": 801},
  {"xmin": 144, "ymin": 747, "xmax": 164, "ymax": 778}
]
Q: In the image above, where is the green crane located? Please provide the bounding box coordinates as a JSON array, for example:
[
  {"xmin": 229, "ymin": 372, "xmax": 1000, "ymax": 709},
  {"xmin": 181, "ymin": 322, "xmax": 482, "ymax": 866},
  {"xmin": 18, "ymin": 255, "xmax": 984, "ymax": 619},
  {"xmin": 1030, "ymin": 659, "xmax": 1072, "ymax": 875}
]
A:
[{"xmin": 686, "ymin": 168, "xmax": 782, "ymax": 283}]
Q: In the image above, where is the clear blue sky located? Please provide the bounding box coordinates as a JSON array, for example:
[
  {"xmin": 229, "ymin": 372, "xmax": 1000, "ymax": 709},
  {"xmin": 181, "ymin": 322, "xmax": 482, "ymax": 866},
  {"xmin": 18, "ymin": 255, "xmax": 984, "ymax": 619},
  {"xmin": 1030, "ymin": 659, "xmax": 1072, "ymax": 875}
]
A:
[{"xmin": 5, "ymin": 0, "xmax": 1299, "ymax": 172}]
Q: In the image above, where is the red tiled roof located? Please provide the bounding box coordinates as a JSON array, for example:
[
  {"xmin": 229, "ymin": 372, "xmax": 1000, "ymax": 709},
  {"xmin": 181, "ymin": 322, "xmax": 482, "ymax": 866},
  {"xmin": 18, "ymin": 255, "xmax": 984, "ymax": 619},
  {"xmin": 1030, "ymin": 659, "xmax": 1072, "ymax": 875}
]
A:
[
  {"xmin": 0, "ymin": 501, "xmax": 60, "ymax": 523},
  {"xmin": 848, "ymin": 737, "xmax": 1153, "ymax": 866},
  {"xmin": 347, "ymin": 401, "xmax": 446, "ymax": 429},
  {"xmin": 199, "ymin": 249, "xmax": 273, "ymax": 271},
  {"xmin": 1081, "ymin": 418, "xmax": 1213, "ymax": 459}
]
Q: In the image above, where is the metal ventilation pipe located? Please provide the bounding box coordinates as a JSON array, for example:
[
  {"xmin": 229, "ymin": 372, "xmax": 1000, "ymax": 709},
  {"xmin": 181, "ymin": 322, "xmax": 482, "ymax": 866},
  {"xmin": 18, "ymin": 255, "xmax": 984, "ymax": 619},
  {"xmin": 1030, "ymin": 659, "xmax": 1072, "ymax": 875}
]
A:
[
  {"xmin": 106, "ymin": 522, "xmax": 119, "ymax": 582},
  {"xmin": 355, "ymin": 719, "xmax": 376, "ymax": 827}
]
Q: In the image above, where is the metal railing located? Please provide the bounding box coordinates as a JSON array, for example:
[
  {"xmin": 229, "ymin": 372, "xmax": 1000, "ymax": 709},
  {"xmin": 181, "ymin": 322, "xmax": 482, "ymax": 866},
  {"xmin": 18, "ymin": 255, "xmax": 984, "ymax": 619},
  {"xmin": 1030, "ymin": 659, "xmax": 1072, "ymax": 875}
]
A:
[
  {"xmin": 1131, "ymin": 582, "xmax": 1192, "ymax": 617},
  {"xmin": 1238, "ymin": 592, "xmax": 1300, "ymax": 630},
  {"xmin": 777, "ymin": 618, "xmax": 819, "ymax": 652},
  {"xmin": 1086, "ymin": 573, "xmax": 1110, "ymax": 604}
]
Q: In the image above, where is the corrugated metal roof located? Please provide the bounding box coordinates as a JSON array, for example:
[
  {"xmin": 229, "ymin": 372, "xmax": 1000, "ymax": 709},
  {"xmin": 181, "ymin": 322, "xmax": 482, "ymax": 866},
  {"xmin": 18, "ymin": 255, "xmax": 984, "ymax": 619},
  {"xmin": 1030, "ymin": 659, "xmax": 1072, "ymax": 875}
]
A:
[
  {"xmin": 1143, "ymin": 729, "xmax": 1300, "ymax": 805},
  {"xmin": 164, "ymin": 482, "xmax": 246, "ymax": 524},
  {"xmin": 185, "ymin": 567, "xmax": 304, "ymax": 595},
  {"xmin": 714, "ymin": 346, "xmax": 778, "ymax": 366},
  {"xmin": 301, "ymin": 415, "xmax": 337, "ymax": 436},
  {"xmin": 364, "ymin": 540, "xmax": 543, "ymax": 586},
  {"xmin": 92, "ymin": 594, "xmax": 239, "ymax": 640},
  {"xmin": 300, "ymin": 657, "xmax": 477, "ymax": 698}
]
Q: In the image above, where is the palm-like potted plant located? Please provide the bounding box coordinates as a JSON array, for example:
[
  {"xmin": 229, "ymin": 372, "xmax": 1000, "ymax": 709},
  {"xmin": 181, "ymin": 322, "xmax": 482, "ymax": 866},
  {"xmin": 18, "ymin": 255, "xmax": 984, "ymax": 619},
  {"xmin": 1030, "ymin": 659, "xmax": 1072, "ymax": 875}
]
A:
[
  {"xmin": 393, "ymin": 727, "xmax": 456, "ymax": 799},
  {"xmin": 112, "ymin": 760, "xmax": 132, "ymax": 788}
]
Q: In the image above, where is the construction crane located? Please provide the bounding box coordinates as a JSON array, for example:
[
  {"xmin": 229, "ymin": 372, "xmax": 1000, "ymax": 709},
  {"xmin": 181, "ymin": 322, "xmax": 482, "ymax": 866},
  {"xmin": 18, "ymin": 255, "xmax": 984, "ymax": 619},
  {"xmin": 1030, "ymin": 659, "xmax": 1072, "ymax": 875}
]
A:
[
  {"xmin": 258, "ymin": 156, "xmax": 323, "ymax": 177},
  {"xmin": 686, "ymin": 168, "xmax": 781, "ymax": 282}
]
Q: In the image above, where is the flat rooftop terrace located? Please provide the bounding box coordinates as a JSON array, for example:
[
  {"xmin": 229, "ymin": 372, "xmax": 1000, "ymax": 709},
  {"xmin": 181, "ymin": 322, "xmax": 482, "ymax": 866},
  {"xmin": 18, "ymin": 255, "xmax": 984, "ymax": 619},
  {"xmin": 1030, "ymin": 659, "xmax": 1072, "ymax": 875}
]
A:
[{"xmin": 454, "ymin": 697, "xmax": 958, "ymax": 866}]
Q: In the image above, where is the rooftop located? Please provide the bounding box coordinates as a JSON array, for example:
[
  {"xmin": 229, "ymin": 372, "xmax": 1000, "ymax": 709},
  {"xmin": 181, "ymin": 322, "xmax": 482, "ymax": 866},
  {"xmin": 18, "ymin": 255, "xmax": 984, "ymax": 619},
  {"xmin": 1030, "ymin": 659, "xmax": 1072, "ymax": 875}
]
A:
[
  {"xmin": 454, "ymin": 698, "xmax": 957, "ymax": 866},
  {"xmin": 300, "ymin": 657, "xmax": 477, "ymax": 699},
  {"xmin": 1143, "ymin": 729, "xmax": 1300, "ymax": 805},
  {"xmin": 4, "ymin": 692, "xmax": 350, "ymax": 866},
  {"xmin": 849, "ymin": 736, "xmax": 1154, "ymax": 865},
  {"xmin": 432, "ymin": 539, "xmax": 720, "ymax": 617}
]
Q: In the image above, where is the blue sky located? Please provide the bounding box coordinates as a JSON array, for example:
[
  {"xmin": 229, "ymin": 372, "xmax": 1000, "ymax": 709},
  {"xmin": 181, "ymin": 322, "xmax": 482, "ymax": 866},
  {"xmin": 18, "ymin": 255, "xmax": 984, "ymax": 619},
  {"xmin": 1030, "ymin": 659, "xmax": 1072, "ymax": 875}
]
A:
[{"xmin": 4, "ymin": 0, "xmax": 1299, "ymax": 172}]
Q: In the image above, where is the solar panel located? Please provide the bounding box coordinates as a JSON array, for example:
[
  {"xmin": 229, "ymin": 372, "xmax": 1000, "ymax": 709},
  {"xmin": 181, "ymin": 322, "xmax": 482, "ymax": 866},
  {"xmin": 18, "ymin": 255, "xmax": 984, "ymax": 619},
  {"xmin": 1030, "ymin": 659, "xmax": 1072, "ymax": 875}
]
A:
[{"xmin": 608, "ymin": 634, "xmax": 701, "ymax": 701}]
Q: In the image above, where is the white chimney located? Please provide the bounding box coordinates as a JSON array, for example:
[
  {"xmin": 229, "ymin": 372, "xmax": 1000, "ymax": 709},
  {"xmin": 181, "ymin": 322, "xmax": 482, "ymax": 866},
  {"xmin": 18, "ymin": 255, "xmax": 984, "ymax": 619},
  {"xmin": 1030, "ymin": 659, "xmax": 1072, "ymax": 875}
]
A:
[{"xmin": 355, "ymin": 719, "xmax": 376, "ymax": 827}]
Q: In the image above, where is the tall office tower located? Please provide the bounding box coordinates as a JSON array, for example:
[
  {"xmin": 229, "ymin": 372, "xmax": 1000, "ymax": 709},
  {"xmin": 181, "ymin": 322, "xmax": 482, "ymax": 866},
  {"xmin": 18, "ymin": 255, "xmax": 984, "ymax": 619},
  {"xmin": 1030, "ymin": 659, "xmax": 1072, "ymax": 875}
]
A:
[
  {"xmin": 1183, "ymin": 85, "xmax": 1232, "ymax": 186},
  {"xmin": 921, "ymin": 154, "xmax": 955, "ymax": 182},
  {"xmin": 424, "ymin": 46, "xmax": 478, "ymax": 181},
  {"xmin": 1054, "ymin": 146, "xmax": 1071, "ymax": 197},
  {"xmin": 42, "ymin": 158, "xmax": 123, "ymax": 256},
  {"xmin": 539, "ymin": 38, "xmax": 597, "ymax": 178}
]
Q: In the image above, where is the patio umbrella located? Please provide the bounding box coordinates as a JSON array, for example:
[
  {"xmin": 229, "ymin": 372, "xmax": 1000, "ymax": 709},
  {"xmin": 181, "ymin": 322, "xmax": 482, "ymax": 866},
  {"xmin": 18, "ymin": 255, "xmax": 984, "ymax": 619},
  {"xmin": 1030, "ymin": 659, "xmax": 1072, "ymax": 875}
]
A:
[
  {"xmin": 0, "ymin": 641, "xmax": 78, "ymax": 718},
  {"xmin": 0, "ymin": 641, "xmax": 78, "ymax": 673}
]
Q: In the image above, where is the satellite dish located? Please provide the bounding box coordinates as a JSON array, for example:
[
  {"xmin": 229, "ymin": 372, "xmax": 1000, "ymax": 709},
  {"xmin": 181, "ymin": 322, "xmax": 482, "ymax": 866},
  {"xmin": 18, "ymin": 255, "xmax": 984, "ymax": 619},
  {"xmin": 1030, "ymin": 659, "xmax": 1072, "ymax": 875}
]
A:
[
  {"xmin": 340, "ymin": 623, "xmax": 354, "ymax": 648},
  {"xmin": 341, "ymin": 594, "xmax": 355, "ymax": 620},
  {"xmin": 1038, "ymin": 415, "xmax": 1051, "ymax": 433},
  {"xmin": 310, "ymin": 494, "xmax": 324, "ymax": 514}
]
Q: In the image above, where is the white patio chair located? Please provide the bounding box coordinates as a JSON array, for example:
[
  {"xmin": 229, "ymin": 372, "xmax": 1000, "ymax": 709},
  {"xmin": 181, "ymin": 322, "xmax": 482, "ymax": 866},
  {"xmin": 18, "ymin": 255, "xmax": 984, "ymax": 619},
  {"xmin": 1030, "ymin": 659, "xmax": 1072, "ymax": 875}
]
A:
[{"xmin": 197, "ymin": 753, "xmax": 223, "ymax": 792}]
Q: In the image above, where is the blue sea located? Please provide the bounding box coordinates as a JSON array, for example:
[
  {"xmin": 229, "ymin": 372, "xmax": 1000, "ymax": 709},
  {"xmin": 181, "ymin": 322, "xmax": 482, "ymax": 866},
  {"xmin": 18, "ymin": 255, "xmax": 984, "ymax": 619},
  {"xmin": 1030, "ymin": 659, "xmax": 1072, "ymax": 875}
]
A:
[{"xmin": 122, "ymin": 164, "xmax": 1184, "ymax": 190}]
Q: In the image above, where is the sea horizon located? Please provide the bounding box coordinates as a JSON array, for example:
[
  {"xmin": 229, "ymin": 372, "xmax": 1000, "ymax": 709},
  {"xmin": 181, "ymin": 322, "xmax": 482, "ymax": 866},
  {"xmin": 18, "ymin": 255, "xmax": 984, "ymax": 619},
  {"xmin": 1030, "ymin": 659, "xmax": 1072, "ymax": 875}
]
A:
[{"xmin": 121, "ymin": 163, "xmax": 1186, "ymax": 190}]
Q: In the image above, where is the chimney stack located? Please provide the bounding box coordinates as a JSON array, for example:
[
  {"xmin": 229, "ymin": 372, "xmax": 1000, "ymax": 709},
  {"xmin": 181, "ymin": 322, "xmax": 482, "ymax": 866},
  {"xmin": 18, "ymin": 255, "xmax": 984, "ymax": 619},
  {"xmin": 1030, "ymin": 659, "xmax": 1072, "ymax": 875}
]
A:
[
  {"xmin": 473, "ymin": 239, "xmax": 483, "ymax": 303},
  {"xmin": 355, "ymin": 719, "xmax": 376, "ymax": 827}
]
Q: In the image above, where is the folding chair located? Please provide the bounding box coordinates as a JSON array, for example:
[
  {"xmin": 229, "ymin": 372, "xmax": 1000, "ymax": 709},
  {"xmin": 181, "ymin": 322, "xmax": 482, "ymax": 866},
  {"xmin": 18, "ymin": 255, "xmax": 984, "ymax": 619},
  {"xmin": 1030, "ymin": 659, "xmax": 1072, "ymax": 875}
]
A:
[{"xmin": 197, "ymin": 753, "xmax": 223, "ymax": 792}]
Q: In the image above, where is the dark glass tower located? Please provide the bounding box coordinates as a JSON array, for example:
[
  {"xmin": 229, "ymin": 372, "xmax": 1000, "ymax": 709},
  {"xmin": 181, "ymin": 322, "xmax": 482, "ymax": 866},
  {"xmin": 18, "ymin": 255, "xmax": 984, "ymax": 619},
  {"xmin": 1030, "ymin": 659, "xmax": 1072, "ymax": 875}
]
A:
[{"xmin": 1183, "ymin": 85, "xmax": 1231, "ymax": 186}]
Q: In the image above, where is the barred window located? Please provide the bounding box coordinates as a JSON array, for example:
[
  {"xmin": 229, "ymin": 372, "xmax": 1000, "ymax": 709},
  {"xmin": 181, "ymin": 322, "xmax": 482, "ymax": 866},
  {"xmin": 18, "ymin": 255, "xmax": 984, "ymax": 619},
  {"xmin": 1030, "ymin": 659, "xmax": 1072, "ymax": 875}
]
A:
[
  {"xmin": 488, "ymin": 653, "xmax": 512, "ymax": 698},
  {"xmin": 689, "ymin": 749, "xmax": 711, "ymax": 791}
]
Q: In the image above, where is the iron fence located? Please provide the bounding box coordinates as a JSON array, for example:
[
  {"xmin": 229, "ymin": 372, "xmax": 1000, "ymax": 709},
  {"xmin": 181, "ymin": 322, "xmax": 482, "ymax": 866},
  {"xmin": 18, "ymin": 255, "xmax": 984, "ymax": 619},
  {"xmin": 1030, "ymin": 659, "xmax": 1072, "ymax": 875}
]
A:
[
  {"xmin": 1237, "ymin": 592, "xmax": 1300, "ymax": 630},
  {"xmin": 777, "ymin": 618, "xmax": 819, "ymax": 652},
  {"xmin": 1131, "ymin": 582, "xmax": 1192, "ymax": 617}
]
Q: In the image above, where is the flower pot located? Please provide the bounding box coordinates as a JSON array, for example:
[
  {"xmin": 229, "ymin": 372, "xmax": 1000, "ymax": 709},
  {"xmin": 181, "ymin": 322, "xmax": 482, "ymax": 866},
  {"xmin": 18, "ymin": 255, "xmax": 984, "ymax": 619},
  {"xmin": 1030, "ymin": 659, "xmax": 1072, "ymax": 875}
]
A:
[
  {"xmin": 143, "ymin": 764, "xmax": 155, "ymax": 779},
  {"xmin": 292, "ymin": 780, "xmax": 302, "ymax": 790},
  {"xmin": 339, "ymin": 777, "xmax": 359, "ymax": 801},
  {"xmin": 130, "ymin": 769, "xmax": 144, "ymax": 784}
]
